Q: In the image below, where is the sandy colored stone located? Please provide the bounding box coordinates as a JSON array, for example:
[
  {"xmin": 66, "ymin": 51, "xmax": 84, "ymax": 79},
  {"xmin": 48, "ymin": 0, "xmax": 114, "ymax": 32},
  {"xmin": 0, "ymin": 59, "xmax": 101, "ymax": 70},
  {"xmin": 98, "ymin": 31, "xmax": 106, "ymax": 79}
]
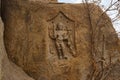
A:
[
  {"xmin": 0, "ymin": 17, "xmax": 35, "ymax": 80},
  {"xmin": 1, "ymin": 0, "xmax": 120, "ymax": 80}
]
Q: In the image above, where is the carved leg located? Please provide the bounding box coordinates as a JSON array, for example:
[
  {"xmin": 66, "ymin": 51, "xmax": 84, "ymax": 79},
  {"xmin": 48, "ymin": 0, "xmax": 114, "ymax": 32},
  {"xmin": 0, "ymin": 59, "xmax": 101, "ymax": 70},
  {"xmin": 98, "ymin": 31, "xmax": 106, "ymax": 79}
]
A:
[
  {"xmin": 58, "ymin": 47, "xmax": 67, "ymax": 60},
  {"xmin": 60, "ymin": 44, "xmax": 67, "ymax": 59},
  {"xmin": 57, "ymin": 50, "xmax": 61, "ymax": 59},
  {"xmin": 59, "ymin": 44, "xmax": 64, "ymax": 59},
  {"xmin": 56, "ymin": 42, "xmax": 61, "ymax": 59}
]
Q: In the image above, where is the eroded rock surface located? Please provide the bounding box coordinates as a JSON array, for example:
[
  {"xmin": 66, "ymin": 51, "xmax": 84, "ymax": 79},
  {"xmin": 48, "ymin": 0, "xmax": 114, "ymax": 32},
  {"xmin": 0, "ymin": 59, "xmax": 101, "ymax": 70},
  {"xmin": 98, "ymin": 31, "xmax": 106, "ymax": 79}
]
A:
[
  {"xmin": 0, "ymin": 17, "xmax": 35, "ymax": 80},
  {"xmin": 1, "ymin": 0, "xmax": 120, "ymax": 80}
]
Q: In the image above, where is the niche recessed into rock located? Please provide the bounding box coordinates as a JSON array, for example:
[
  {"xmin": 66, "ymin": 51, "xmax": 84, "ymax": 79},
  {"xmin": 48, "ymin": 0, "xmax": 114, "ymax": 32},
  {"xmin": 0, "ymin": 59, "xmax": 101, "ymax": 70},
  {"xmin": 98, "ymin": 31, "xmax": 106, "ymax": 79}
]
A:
[{"xmin": 1, "ymin": 0, "xmax": 120, "ymax": 80}]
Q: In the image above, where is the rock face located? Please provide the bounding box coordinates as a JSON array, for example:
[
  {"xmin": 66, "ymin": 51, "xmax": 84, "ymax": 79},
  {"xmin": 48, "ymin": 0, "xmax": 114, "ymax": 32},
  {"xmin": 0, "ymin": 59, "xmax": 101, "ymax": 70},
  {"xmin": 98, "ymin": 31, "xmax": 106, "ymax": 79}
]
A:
[
  {"xmin": 0, "ymin": 17, "xmax": 34, "ymax": 80},
  {"xmin": 1, "ymin": 0, "xmax": 120, "ymax": 80}
]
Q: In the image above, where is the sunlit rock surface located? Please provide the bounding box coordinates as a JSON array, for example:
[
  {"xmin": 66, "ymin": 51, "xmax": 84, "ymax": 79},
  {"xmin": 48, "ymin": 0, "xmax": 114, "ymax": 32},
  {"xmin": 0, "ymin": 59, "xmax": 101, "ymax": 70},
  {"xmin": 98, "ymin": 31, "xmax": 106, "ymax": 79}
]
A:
[{"xmin": 1, "ymin": 0, "xmax": 120, "ymax": 80}]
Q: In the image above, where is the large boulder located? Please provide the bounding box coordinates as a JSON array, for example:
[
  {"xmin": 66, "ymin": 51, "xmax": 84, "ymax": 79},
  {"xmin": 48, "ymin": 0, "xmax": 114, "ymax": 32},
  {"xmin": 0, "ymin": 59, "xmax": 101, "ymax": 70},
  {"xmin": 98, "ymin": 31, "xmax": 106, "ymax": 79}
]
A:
[{"xmin": 1, "ymin": 0, "xmax": 120, "ymax": 80}]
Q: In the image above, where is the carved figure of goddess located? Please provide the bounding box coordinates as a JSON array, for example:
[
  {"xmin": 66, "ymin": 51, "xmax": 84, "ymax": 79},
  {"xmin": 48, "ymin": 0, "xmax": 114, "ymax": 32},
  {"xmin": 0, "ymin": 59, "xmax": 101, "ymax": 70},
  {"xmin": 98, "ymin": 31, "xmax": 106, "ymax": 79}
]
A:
[
  {"xmin": 53, "ymin": 23, "xmax": 68, "ymax": 59},
  {"xmin": 50, "ymin": 22, "xmax": 76, "ymax": 59}
]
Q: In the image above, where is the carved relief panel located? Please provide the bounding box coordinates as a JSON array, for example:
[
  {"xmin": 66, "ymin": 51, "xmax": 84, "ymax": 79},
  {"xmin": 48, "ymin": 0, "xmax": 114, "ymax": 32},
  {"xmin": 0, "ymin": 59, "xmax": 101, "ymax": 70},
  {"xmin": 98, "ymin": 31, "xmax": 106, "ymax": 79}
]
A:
[
  {"xmin": 47, "ymin": 12, "xmax": 78, "ymax": 77},
  {"xmin": 47, "ymin": 12, "xmax": 76, "ymax": 60}
]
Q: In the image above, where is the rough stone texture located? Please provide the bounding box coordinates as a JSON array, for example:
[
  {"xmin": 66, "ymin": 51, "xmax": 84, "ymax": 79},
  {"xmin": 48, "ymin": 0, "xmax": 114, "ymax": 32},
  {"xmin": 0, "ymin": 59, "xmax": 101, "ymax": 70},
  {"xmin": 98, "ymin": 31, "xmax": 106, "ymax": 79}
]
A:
[
  {"xmin": 0, "ymin": 17, "xmax": 35, "ymax": 80},
  {"xmin": 1, "ymin": 0, "xmax": 120, "ymax": 80}
]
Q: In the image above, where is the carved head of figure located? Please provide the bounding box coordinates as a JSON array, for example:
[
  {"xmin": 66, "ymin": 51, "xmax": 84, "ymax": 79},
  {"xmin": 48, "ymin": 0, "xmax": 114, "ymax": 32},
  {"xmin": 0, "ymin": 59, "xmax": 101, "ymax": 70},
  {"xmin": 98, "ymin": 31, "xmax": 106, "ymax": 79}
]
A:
[{"xmin": 56, "ymin": 23, "xmax": 64, "ymax": 30}]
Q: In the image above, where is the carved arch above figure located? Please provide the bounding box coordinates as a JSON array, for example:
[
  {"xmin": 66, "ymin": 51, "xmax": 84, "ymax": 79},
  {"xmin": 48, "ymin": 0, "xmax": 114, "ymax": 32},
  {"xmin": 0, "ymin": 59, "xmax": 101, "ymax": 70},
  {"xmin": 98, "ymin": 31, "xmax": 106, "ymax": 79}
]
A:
[
  {"xmin": 47, "ymin": 11, "xmax": 75, "ymax": 22},
  {"xmin": 47, "ymin": 11, "xmax": 77, "ymax": 60}
]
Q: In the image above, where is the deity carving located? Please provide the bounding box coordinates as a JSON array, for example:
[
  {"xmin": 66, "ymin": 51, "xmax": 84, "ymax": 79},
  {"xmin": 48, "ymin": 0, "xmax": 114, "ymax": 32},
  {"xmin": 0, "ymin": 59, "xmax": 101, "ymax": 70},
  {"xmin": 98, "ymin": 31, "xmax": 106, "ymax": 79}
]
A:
[
  {"xmin": 49, "ymin": 22, "xmax": 76, "ymax": 59},
  {"xmin": 48, "ymin": 12, "xmax": 76, "ymax": 60}
]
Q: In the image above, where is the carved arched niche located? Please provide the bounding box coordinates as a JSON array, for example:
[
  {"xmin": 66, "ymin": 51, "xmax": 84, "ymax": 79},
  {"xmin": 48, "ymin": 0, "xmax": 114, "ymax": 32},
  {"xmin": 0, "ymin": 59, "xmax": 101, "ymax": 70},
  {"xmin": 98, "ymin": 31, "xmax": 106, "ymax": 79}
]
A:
[{"xmin": 47, "ymin": 11, "xmax": 76, "ymax": 60}]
